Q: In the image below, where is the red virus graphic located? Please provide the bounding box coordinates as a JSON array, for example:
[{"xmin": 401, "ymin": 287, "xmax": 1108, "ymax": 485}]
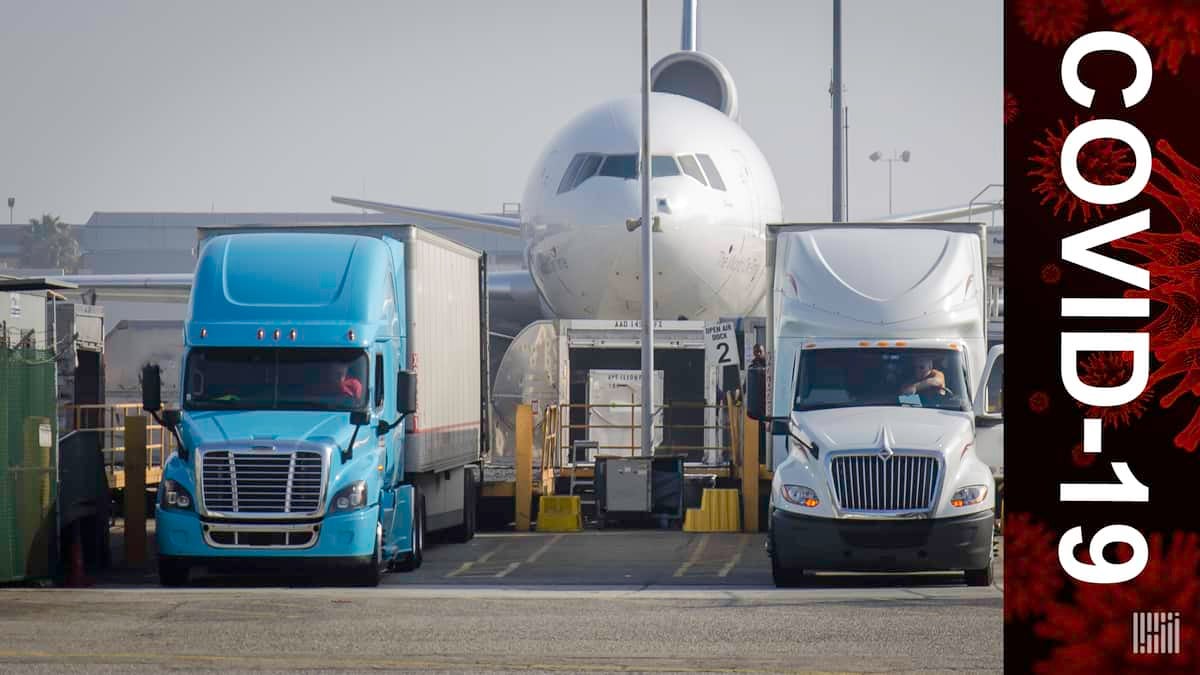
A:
[
  {"xmin": 1040, "ymin": 263, "xmax": 1062, "ymax": 285},
  {"xmin": 1029, "ymin": 117, "xmax": 1136, "ymax": 223},
  {"xmin": 1005, "ymin": 91, "xmax": 1019, "ymax": 125},
  {"xmin": 1029, "ymin": 391, "xmax": 1051, "ymax": 414},
  {"xmin": 1112, "ymin": 140, "xmax": 1200, "ymax": 450},
  {"xmin": 1070, "ymin": 441, "xmax": 1097, "ymax": 468},
  {"xmin": 1103, "ymin": 0, "xmax": 1200, "ymax": 74},
  {"xmin": 1035, "ymin": 532, "xmax": 1200, "ymax": 673},
  {"xmin": 1017, "ymin": 0, "xmax": 1088, "ymax": 47},
  {"xmin": 1074, "ymin": 352, "xmax": 1155, "ymax": 428},
  {"xmin": 1004, "ymin": 512, "xmax": 1065, "ymax": 621}
]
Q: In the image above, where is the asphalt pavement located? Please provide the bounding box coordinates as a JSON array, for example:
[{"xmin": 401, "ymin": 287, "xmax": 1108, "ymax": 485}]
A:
[{"xmin": 0, "ymin": 530, "xmax": 1002, "ymax": 673}]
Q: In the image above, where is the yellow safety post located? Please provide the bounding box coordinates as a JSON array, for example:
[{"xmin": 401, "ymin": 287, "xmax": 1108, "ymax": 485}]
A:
[
  {"xmin": 124, "ymin": 415, "xmax": 147, "ymax": 566},
  {"xmin": 515, "ymin": 404, "xmax": 533, "ymax": 532},
  {"xmin": 535, "ymin": 495, "xmax": 582, "ymax": 532},
  {"xmin": 741, "ymin": 410, "xmax": 760, "ymax": 533},
  {"xmin": 683, "ymin": 488, "xmax": 741, "ymax": 532}
]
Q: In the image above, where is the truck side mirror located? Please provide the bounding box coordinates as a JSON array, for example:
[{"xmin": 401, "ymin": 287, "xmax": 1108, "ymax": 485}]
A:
[
  {"xmin": 141, "ymin": 363, "xmax": 162, "ymax": 412},
  {"xmin": 974, "ymin": 345, "xmax": 1004, "ymax": 424},
  {"xmin": 746, "ymin": 366, "xmax": 767, "ymax": 421},
  {"xmin": 350, "ymin": 409, "xmax": 371, "ymax": 427},
  {"xmin": 397, "ymin": 370, "xmax": 417, "ymax": 415}
]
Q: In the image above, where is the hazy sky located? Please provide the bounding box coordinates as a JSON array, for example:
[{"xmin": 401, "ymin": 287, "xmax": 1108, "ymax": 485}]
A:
[{"xmin": 0, "ymin": 1, "xmax": 1001, "ymax": 225}]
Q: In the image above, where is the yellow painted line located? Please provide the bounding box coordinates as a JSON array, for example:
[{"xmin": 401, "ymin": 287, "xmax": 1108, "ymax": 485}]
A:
[
  {"xmin": 525, "ymin": 533, "xmax": 565, "ymax": 564},
  {"xmin": 672, "ymin": 533, "xmax": 711, "ymax": 577},
  {"xmin": 718, "ymin": 535, "xmax": 752, "ymax": 577},
  {"xmin": 492, "ymin": 562, "xmax": 522, "ymax": 578},
  {"xmin": 446, "ymin": 543, "xmax": 507, "ymax": 578}
]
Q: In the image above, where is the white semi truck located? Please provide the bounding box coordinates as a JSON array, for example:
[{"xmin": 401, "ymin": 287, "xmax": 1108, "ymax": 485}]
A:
[{"xmin": 747, "ymin": 222, "xmax": 1003, "ymax": 587}]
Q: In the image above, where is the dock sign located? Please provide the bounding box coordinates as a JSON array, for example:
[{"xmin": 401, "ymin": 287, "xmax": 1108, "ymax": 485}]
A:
[{"xmin": 704, "ymin": 321, "xmax": 740, "ymax": 369}]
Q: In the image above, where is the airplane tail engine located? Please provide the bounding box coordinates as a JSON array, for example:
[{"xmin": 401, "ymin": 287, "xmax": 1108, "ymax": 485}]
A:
[{"xmin": 651, "ymin": 51, "xmax": 739, "ymax": 121}]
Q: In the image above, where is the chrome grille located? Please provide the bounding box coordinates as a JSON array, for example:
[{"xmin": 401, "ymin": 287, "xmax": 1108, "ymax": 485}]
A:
[
  {"xmin": 201, "ymin": 450, "xmax": 324, "ymax": 514},
  {"xmin": 830, "ymin": 454, "xmax": 939, "ymax": 512}
]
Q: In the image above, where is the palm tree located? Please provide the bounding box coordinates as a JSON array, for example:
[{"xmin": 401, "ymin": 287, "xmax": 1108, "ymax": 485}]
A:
[{"xmin": 20, "ymin": 213, "xmax": 80, "ymax": 272}]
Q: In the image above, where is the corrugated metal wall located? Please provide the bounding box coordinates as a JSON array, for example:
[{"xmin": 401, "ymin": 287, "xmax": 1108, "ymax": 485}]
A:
[{"xmin": 0, "ymin": 347, "xmax": 57, "ymax": 582}]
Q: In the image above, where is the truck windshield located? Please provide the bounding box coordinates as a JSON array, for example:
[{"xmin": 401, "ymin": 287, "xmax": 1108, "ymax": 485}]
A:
[
  {"xmin": 793, "ymin": 348, "xmax": 969, "ymax": 412},
  {"xmin": 184, "ymin": 348, "xmax": 369, "ymax": 411}
]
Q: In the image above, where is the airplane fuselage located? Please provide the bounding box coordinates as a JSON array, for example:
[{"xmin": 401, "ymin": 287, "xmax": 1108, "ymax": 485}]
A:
[{"xmin": 521, "ymin": 93, "xmax": 782, "ymax": 320}]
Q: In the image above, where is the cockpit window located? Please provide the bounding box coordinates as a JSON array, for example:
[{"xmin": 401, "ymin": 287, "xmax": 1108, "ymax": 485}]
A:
[
  {"xmin": 557, "ymin": 153, "xmax": 605, "ymax": 194},
  {"xmin": 576, "ymin": 153, "xmax": 603, "ymax": 186},
  {"xmin": 696, "ymin": 154, "xmax": 726, "ymax": 191},
  {"xmin": 598, "ymin": 154, "xmax": 639, "ymax": 179},
  {"xmin": 557, "ymin": 154, "xmax": 587, "ymax": 195},
  {"xmin": 558, "ymin": 153, "xmax": 725, "ymax": 193},
  {"xmin": 677, "ymin": 155, "xmax": 708, "ymax": 186},
  {"xmin": 651, "ymin": 155, "xmax": 681, "ymax": 177}
]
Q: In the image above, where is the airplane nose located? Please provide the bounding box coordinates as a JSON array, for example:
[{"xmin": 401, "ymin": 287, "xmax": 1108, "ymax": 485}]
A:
[{"xmin": 609, "ymin": 182, "xmax": 716, "ymax": 318}]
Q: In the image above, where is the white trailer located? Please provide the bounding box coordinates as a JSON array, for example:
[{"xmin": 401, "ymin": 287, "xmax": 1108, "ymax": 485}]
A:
[{"xmin": 748, "ymin": 222, "xmax": 1004, "ymax": 587}]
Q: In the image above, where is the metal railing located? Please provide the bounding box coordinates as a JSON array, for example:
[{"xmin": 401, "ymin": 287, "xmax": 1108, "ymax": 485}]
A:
[
  {"xmin": 64, "ymin": 403, "xmax": 174, "ymax": 488},
  {"xmin": 538, "ymin": 399, "xmax": 741, "ymax": 471}
]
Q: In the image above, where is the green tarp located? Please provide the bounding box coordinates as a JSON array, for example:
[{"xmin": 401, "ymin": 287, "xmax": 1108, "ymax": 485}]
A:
[{"xmin": 0, "ymin": 347, "xmax": 57, "ymax": 582}]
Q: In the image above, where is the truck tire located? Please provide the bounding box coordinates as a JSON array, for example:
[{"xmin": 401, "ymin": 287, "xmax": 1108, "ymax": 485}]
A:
[
  {"xmin": 964, "ymin": 563, "xmax": 994, "ymax": 587},
  {"xmin": 965, "ymin": 555, "xmax": 997, "ymax": 587},
  {"xmin": 447, "ymin": 469, "xmax": 477, "ymax": 543},
  {"xmin": 769, "ymin": 533, "xmax": 805, "ymax": 588},
  {"xmin": 158, "ymin": 558, "xmax": 190, "ymax": 587},
  {"xmin": 353, "ymin": 522, "xmax": 385, "ymax": 587},
  {"xmin": 392, "ymin": 490, "xmax": 425, "ymax": 572},
  {"xmin": 965, "ymin": 522, "xmax": 998, "ymax": 587}
]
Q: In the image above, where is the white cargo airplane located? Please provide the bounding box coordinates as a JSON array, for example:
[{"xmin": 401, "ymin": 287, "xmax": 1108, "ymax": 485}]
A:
[
  {"xmin": 332, "ymin": 33, "xmax": 995, "ymax": 322},
  {"xmin": 58, "ymin": 2, "xmax": 998, "ymax": 325},
  {"xmin": 336, "ymin": 51, "xmax": 778, "ymax": 322}
]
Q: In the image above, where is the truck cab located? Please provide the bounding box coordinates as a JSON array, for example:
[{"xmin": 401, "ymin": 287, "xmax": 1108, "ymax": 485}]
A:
[
  {"xmin": 749, "ymin": 223, "xmax": 1003, "ymax": 587},
  {"xmin": 148, "ymin": 231, "xmax": 441, "ymax": 586}
]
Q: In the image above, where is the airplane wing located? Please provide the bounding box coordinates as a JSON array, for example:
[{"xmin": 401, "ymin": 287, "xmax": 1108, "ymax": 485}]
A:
[
  {"xmin": 331, "ymin": 196, "xmax": 522, "ymax": 236},
  {"xmin": 877, "ymin": 200, "xmax": 1003, "ymax": 223}
]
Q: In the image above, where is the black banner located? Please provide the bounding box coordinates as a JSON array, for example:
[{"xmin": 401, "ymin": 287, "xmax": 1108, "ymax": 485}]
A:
[{"xmin": 1006, "ymin": 1, "xmax": 1200, "ymax": 671}]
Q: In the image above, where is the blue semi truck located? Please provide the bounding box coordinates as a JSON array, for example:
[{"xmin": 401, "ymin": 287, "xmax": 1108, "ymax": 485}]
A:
[{"xmin": 143, "ymin": 226, "xmax": 488, "ymax": 586}]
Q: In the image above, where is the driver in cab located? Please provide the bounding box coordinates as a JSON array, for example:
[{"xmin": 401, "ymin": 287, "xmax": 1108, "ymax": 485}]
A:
[
  {"xmin": 899, "ymin": 356, "xmax": 945, "ymax": 400},
  {"xmin": 326, "ymin": 361, "xmax": 364, "ymax": 405}
]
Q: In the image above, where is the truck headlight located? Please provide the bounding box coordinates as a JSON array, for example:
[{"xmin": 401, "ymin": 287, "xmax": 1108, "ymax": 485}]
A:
[
  {"xmin": 160, "ymin": 479, "xmax": 194, "ymax": 511},
  {"xmin": 951, "ymin": 485, "xmax": 988, "ymax": 507},
  {"xmin": 780, "ymin": 484, "xmax": 820, "ymax": 508},
  {"xmin": 330, "ymin": 480, "xmax": 368, "ymax": 513}
]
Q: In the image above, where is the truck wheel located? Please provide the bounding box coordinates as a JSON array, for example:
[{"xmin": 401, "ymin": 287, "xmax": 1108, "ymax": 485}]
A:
[
  {"xmin": 964, "ymin": 563, "xmax": 994, "ymax": 587},
  {"xmin": 965, "ymin": 522, "xmax": 998, "ymax": 587},
  {"xmin": 447, "ymin": 469, "xmax": 477, "ymax": 543},
  {"xmin": 158, "ymin": 558, "xmax": 190, "ymax": 587},
  {"xmin": 392, "ymin": 490, "xmax": 425, "ymax": 572},
  {"xmin": 769, "ymin": 534, "xmax": 805, "ymax": 588},
  {"xmin": 354, "ymin": 523, "xmax": 385, "ymax": 587}
]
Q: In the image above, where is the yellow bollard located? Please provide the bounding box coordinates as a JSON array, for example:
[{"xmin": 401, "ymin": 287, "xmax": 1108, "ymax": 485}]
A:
[
  {"xmin": 535, "ymin": 495, "xmax": 582, "ymax": 532},
  {"xmin": 124, "ymin": 415, "xmax": 147, "ymax": 567},
  {"xmin": 683, "ymin": 489, "xmax": 741, "ymax": 532},
  {"xmin": 515, "ymin": 404, "xmax": 533, "ymax": 532},
  {"xmin": 741, "ymin": 411, "xmax": 760, "ymax": 533}
]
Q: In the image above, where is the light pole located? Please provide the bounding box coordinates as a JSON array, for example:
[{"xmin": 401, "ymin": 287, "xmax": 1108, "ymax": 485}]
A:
[
  {"xmin": 869, "ymin": 150, "xmax": 910, "ymax": 215},
  {"xmin": 639, "ymin": 0, "xmax": 654, "ymax": 458},
  {"xmin": 831, "ymin": 0, "xmax": 843, "ymax": 222}
]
